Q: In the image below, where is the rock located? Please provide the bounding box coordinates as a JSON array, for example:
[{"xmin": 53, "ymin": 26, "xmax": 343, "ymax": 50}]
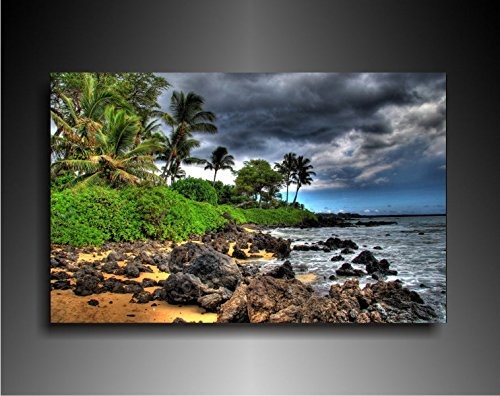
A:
[
  {"xmin": 172, "ymin": 244, "xmax": 242, "ymax": 291},
  {"xmin": 102, "ymin": 278, "xmax": 127, "ymax": 293},
  {"xmin": 124, "ymin": 263, "xmax": 140, "ymax": 278},
  {"xmin": 368, "ymin": 281, "xmax": 437, "ymax": 322},
  {"xmin": 211, "ymin": 238, "xmax": 230, "ymax": 254},
  {"xmin": 248, "ymin": 244, "xmax": 260, "ymax": 253},
  {"xmin": 232, "ymin": 248, "xmax": 248, "ymax": 260},
  {"xmin": 352, "ymin": 250, "xmax": 378, "ymax": 265},
  {"xmin": 123, "ymin": 283, "xmax": 144, "ymax": 294},
  {"xmin": 373, "ymin": 246, "xmax": 383, "ymax": 250},
  {"xmin": 136, "ymin": 251, "xmax": 155, "ymax": 265},
  {"xmin": 246, "ymin": 276, "xmax": 313, "ymax": 323},
  {"xmin": 328, "ymin": 274, "xmax": 337, "ymax": 281},
  {"xmin": 50, "ymin": 258, "xmax": 61, "ymax": 268},
  {"xmin": 163, "ymin": 273, "xmax": 207, "ymax": 304},
  {"xmin": 336, "ymin": 263, "xmax": 365, "ymax": 277},
  {"xmin": 152, "ymin": 288, "xmax": 167, "ymax": 301},
  {"xmin": 105, "ymin": 251, "xmax": 127, "ymax": 262},
  {"xmin": 87, "ymin": 299, "xmax": 99, "ymax": 306},
  {"xmin": 173, "ymin": 317, "xmax": 187, "ymax": 323},
  {"xmin": 266, "ymin": 260, "xmax": 295, "ymax": 279},
  {"xmin": 141, "ymin": 278, "xmax": 157, "ymax": 288},
  {"xmin": 355, "ymin": 220, "xmax": 397, "ymax": 227},
  {"xmin": 356, "ymin": 312, "xmax": 371, "ymax": 323},
  {"xmin": 197, "ymin": 292, "xmax": 229, "ymax": 312},
  {"xmin": 52, "ymin": 280, "xmax": 71, "ymax": 290},
  {"xmin": 238, "ymin": 263, "xmax": 261, "ymax": 278},
  {"xmin": 340, "ymin": 248, "xmax": 355, "ymax": 255},
  {"xmin": 74, "ymin": 274, "xmax": 101, "ymax": 296},
  {"xmin": 324, "ymin": 237, "xmax": 358, "ymax": 250},
  {"xmin": 217, "ymin": 284, "xmax": 249, "ymax": 323},
  {"xmin": 132, "ymin": 291, "xmax": 153, "ymax": 304},
  {"xmin": 101, "ymin": 261, "xmax": 119, "ymax": 274},
  {"xmin": 50, "ymin": 271, "xmax": 70, "ymax": 280},
  {"xmin": 330, "ymin": 255, "xmax": 344, "ymax": 262}
]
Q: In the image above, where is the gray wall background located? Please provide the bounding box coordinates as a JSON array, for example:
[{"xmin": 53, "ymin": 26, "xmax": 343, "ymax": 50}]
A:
[{"xmin": 2, "ymin": 0, "xmax": 499, "ymax": 394}]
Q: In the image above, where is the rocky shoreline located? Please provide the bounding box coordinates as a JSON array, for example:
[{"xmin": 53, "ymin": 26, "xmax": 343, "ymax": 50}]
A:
[{"xmin": 50, "ymin": 222, "xmax": 436, "ymax": 324}]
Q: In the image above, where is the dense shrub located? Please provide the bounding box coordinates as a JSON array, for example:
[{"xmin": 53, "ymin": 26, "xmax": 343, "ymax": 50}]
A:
[
  {"xmin": 171, "ymin": 177, "xmax": 218, "ymax": 205},
  {"xmin": 51, "ymin": 186, "xmax": 143, "ymax": 246},
  {"xmin": 51, "ymin": 185, "xmax": 317, "ymax": 247},
  {"xmin": 217, "ymin": 205, "xmax": 317, "ymax": 226}
]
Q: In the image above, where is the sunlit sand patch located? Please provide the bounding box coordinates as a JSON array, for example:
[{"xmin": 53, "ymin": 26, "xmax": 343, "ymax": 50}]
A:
[
  {"xmin": 296, "ymin": 273, "xmax": 318, "ymax": 284},
  {"xmin": 227, "ymin": 242, "xmax": 276, "ymax": 264},
  {"xmin": 50, "ymin": 290, "xmax": 217, "ymax": 324}
]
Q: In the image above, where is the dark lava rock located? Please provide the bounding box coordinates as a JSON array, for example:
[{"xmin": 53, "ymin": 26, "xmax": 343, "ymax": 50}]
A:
[
  {"xmin": 74, "ymin": 274, "xmax": 101, "ymax": 296},
  {"xmin": 340, "ymin": 247, "xmax": 355, "ymax": 255},
  {"xmin": 418, "ymin": 232, "xmax": 425, "ymax": 235},
  {"xmin": 336, "ymin": 263, "xmax": 365, "ymax": 277},
  {"xmin": 102, "ymin": 278, "xmax": 127, "ymax": 293},
  {"xmin": 50, "ymin": 258, "xmax": 62, "ymax": 268},
  {"xmin": 266, "ymin": 260, "xmax": 295, "ymax": 280},
  {"xmin": 124, "ymin": 263, "xmax": 140, "ymax": 278},
  {"xmin": 373, "ymin": 246, "xmax": 383, "ymax": 250},
  {"xmin": 355, "ymin": 220, "xmax": 397, "ymax": 227},
  {"xmin": 248, "ymin": 244, "xmax": 260, "ymax": 253},
  {"xmin": 142, "ymin": 278, "xmax": 157, "ymax": 288},
  {"xmin": 173, "ymin": 317, "xmax": 187, "ymax": 323},
  {"xmin": 330, "ymin": 255, "xmax": 344, "ymax": 262},
  {"xmin": 168, "ymin": 243, "xmax": 242, "ymax": 291},
  {"xmin": 197, "ymin": 291, "xmax": 231, "ymax": 312},
  {"xmin": 163, "ymin": 273, "xmax": 207, "ymax": 304},
  {"xmin": 87, "ymin": 299, "xmax": 99, "ymax": 306},
  {"xmin": 136, "ymin": 251, "xmax": 155, "ymax": 265},
  {"xmin": 324, "ymin": 237, "xmax": 358, "ymax": 250},
  {"xmin": 132, "ymin": 291, "xmax": 153, "ymax": 304},
  {"xmin": 238, "ymin": 263, "xmax": 261, "ymax": 278},
  {"xmin": 105, "ymin": 251, "xmax": 127, "ymax": 262},
  {"xmin": 101, "ymin": 261, "xmax": 119, "ymax": 274},
  {"xmin": 52, "ymin": 280, "xmax": 71, "ymax": 290},
  {"xmin": 212, "ymin": 238, "xmax": 230, "ymax": 255},
  {"xmin": 122, "ymin": 281, "xmax": 144, "ymax": 294},
  {"xmin": 50, "ymin": 271, "xmax": 70, "ymax": 280},
  {"xmin": 352, "ymin": 250, "xmax": 378, "ymax": 265},
  {"xmin": 74, "ymin": 265, "xmax": 103, "ymax": 280},
  {"xmin": 152, "ymin": 288, "xmax": 167, "ymax": 301},
  {"xmin": 328, "ymin": 274, "xmax": 337, "ymax": 281},
  {"xmin": 232, "ymin": 248, "xmax": 248, "ymax": 260}
]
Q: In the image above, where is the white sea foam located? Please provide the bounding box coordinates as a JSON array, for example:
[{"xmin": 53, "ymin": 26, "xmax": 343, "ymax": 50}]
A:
[{"xmin": 266, "ymin": 216, "xmax": 447, "ymax": 322}]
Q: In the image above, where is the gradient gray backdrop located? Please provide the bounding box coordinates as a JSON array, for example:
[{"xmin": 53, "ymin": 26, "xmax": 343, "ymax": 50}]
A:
[{"xmin": 2, "ymin": 0, "xmax": 499, "ymax": 394}]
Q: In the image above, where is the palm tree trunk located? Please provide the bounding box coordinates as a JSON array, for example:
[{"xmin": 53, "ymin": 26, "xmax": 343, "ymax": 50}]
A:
[
  {"xmin": 213, "ymin": 169, "xmax": 218, "ymax": 184},
  {"xmin": 285, "ymin": 183, "xmax": 289, "ymax": 203},
  {"xmin": 292, "ymin": 184, "xmax": 301, "ymax": 204}
]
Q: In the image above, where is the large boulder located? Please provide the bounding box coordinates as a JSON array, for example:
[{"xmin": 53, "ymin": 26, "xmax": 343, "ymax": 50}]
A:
[
  {"xmin": 335, "ymin": 263, "xmax": 365, "ymax": 277},
  {"xmin": 217, "ymin": 284, "xmax": 250, "ymax": 323},
  {"xmin": 352, "ymin": 250, "xmax": 378, "ymax": 265},
  {"xmin": 246, "ymin": 276, "xmax": 313, "ymax": 323},
  {"xmin": 168, "ymin": 243, "xmax": 242, "ymax": 290},
  {"xmin": 324, "ymin": 237, "xmax": 359, "ymax": 250},
  {"xmin": 184, "ymin": 250, "xmax": 242, "ymax": 292},
  {"xmin": 265, "ymin": 260, "xmax": 295, "ymax": 279}
]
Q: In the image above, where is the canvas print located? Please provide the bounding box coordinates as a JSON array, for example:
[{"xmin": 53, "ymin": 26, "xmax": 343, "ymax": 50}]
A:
[{"xmin": 50, "ymin": 72, "xmax": 446, "ymax": 324}]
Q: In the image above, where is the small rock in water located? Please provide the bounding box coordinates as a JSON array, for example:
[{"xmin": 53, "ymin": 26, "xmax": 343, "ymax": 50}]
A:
[
  {"xmin": 373, "ymin": 246, "xmax": 383, "ymax": 250},
  {"xmin": 330, "ymin": 255, "xmax": 344, "ymax": 262}
]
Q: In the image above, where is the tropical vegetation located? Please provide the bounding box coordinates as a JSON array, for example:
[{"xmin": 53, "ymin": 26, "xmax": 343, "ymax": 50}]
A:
[{"xmin": 50, "ymin": 72, "xmax": 317, "ymax": 246}]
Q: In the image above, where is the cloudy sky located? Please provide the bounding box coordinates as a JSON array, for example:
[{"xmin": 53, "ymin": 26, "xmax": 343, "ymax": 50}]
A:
[{"xmin": 157, "ymin": 73, "xmax": 446, "ymax": 215}]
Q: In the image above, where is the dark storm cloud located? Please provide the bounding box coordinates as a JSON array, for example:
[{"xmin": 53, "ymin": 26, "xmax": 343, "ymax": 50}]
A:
[{"xmin": 157, "ymin": 72, "xmax": 446, "ymax": 189}]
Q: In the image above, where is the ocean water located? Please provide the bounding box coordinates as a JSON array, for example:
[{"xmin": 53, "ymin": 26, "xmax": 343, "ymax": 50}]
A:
[{"xmin": 264, "ymin": 216, "xmax": 447, "ymax": 323}]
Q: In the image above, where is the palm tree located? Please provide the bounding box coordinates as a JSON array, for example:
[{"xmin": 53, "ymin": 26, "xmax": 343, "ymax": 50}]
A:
[
  {"xmin": 274, "ymin": 152, "xmax": 297, "ymax": 203},
  {"xmin": 292, "ymin": 156, "xmax": 316, "ymax": 204},
  {"xmin": 51, "ymin": 107, "xmax": 163, "ymax": 188},
  {"xmin": 158, "ymin": 129, "xmax": 204, "ymax": 185},
  {"xmin": 50, "ymin": 73, "xmax": 128, "ymax": 143},
  {"xmin": 161, "ymin": 91, "xmax": 217, "ymax": 180},
  {"xmin": 204, "ymin": 146, "xmax": 235, "ymax": 183}
]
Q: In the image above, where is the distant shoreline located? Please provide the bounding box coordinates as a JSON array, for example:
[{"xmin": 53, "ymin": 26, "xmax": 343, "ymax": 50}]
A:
[{"xmin": 314, "ymin": 213, "xmax": 446, "ymax": 218}]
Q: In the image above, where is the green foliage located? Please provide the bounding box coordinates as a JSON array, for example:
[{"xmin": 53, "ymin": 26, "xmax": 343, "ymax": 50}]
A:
[
  {"xmin": 217, "ymin": 205, "xmax": 317, "ymax": 227},
  {"xmin": 171, "ymin": 177, "xmax": 218, "ymax": 205},
  {"xmin": 51, "ymin": 185, "xmax": 227, "ymax": 246},
  {"xmin": 51, "ymin": 186, "xmax": 143, "ymax": 246},
  {"xmin": 213, "ymin": 181, "xmax": 246, "ymax": 205}
]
